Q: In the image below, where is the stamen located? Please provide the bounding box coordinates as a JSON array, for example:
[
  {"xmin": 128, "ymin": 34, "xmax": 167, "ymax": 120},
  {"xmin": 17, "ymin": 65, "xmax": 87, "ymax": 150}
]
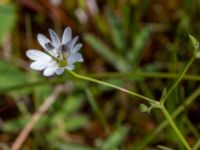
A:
[
  {"xmin": 45, "ymin": 42, "xmax": 54, "ymax": 50},
  {"xmin": 60, "ymin": 44, "xmax": 69, "ymax": 53}
]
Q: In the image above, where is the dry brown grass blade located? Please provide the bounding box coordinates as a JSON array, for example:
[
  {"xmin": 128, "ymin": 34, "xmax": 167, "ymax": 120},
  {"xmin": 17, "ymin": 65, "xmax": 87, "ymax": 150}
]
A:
[{"xmin": 11, "ymin": 85, "xmax": 64, "ymax": 150}]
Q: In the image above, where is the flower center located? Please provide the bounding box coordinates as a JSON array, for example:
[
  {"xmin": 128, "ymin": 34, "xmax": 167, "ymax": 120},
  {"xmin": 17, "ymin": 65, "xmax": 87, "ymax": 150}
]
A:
[
  {"xmin": 45, "ymin": 43, "xmax": 69, "ymax": 68},
  {"xmin": 58, "ymin": 57, "xmax": 67, "ymax": 67},
  {"xmin": 57, "ymin": 44, "xmax": 69, "ymax": 67}
]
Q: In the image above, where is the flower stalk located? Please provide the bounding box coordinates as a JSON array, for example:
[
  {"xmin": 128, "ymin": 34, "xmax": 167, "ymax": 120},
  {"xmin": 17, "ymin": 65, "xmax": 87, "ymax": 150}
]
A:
[{"xmin": 69, "ymin": 71, "xmax": 158, "ymax": 105}]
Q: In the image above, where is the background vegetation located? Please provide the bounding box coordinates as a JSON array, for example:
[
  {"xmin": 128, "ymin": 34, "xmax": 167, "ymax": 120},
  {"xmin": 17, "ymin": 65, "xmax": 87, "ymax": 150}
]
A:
[{"xmin": 1, "ymin": 0, "xmax": 200, "ymax": 149}]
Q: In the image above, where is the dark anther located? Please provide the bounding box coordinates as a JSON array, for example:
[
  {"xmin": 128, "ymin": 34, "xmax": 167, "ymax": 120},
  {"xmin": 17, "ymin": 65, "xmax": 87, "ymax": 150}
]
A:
[
  {"xmin": 60, "ymin": 44, "xmax": 69, "ymax": 53},
  {"xmin": 45, "ymin": 42, "xmax": 54, "ymax": 50}
]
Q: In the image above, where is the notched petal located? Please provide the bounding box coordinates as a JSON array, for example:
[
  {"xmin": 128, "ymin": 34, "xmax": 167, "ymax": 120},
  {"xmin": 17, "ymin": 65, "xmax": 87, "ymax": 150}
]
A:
[
  {"xmin": 45, "ymin": 42, "xmax": 55, "ymax": 51},
  {"xmin": 26, "ymin": 50, "xmax": 51, "ymax": 61},
  {"xmin": 30, "ymin": 61, "xmax": 48, "ymax": 70},
  {"xmin": 43, "ymin": 66, "xmax": 58, "ymax": 76},
  {"xmin": 49, "ymin": 28, "xmax": 61, "ymax": 48},
  {"xmin": 37, "ymin": 34, "xmax": 51, "ymax": 50},
  {"xmin": 68, "ymin": 36, "xmax": 79, "ymax": 50},
  {"xmin": 68, "ymin": 53, "xmax": 83, "ymax": 65},
  {"xmin": 62, "ymin": 27, "xmax": 72, "ymax": 44},
  {"xmin": 71, "ymin": 43, "xmax": 82, "ymax": 53},
  {"xmin": 56, "ymin": 68, "xmax": 64, "ymax": 75}
]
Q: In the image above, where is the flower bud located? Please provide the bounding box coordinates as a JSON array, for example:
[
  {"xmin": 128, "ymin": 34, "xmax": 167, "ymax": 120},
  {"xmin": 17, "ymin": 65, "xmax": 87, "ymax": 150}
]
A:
[
  {"xmin": 139, "ymin": 104, "xmax": 149, "ymax": 112},
  {"xmin": 189, "ymin": 35, "xmax": 200, "ymax": 59}
]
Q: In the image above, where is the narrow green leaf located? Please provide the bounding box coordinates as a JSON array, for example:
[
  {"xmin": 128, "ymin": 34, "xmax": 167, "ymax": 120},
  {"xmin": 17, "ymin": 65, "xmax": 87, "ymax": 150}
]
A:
[
  {"xmin": 0, "ymin": 4, "xmax": 17, "ymax": 44},
  {"xmin": 65, "ymin": 115, "xmax": 89, "ymax": 131},
  {"xmin": 55, "ymin": 142, "xmax": 94, "ymax": 150},
  {"xmin": 0, "ymin": 61, "xmax": 29, "ymax": 95},
  {"xmin": 129, "ymin": 25, "xmax": 153, "ymax": 66},
  {"xmin": 85, "ymin": 87, "xmax": 108, "ymax": 129},
  {"xmin": 63, "ymin": 95, "xmax": 84, "ymax": 115},
  {"xmin": 106, "ymin": 9, "xmax": 125, "ymax": 52},
  {"xmin": 101, "ymin": 126, "xmax": 128, "ymax": 150},
  {"xmin": 84, "ymin": 34, "xmax": 128, "ymax": 71},
  {"xmin": 2, "ymin": 117, "xmax": 28, "ymax": 132}
]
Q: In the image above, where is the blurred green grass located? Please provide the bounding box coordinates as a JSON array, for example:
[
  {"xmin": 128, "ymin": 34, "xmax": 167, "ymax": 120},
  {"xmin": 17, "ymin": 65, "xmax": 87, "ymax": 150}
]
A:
[{"xmin": 1, "ymin": 0, "xmax": 200, "ymax": 150}]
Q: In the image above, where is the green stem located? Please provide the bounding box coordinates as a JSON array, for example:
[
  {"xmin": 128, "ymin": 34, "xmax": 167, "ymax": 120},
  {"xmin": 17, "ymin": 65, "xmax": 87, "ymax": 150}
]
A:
[
  {"xmin": 69, "ymin": 71, "xmax": 158, "ymax": 105},
  {"xmin": 160, "ymin": 106, "xmax": 191, "ymax": 150},
  {"xmin": 160, "ymin": 56, "xmax": 196, "ymax": 105}
]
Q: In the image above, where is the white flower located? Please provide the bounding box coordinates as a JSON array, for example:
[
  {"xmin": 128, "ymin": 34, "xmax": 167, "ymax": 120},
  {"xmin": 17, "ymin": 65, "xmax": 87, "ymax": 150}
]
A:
[{"xmin": 26, "ymin": 27, "xmax": 83, "ymax": 76}]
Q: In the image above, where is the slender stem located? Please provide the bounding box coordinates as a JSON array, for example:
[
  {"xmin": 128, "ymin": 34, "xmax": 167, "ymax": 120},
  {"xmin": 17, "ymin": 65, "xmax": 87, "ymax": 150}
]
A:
[
  {"xmin": 160, "ymin": 56, "xmax": 196, "ymax": 105},
  {"xmin": 69, "ymin": 71, "xmax": 158, "ymax": 105},
  {"xmin": 160, "ymin": 106, "xmax": 191, "ymax": 150}
]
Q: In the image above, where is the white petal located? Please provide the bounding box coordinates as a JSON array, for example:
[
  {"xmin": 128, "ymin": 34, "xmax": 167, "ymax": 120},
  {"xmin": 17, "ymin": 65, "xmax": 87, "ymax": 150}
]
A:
[
  {"xmin": 49, "ymin": 28, "xmax": 61, "ymax": 49},
  {"xmin": 62, "ymin": 27, "xmax": 72, "ymax": 44},
  {"xmin": 71, "ymin": 43, "xmax": 82, "ymax": 53},
  {"xmin": 30, "ymin": 61, "xmax": 49, "ymax": 70},
  {"xmin": 26, "ymin": 50, "xmax": 51, "ymax": 61},
  {"xmin": 68, "ymin": 36, "xmax": 79, "ymax": 50},
  {"xmin": 68, "ymin": 53, "xmax": 83, "ymax": 64},
  {"xmin": 56, "ymin": 68, "xmax": 64, "ymax": 75},
  {"xmin": 37, "ymin": 34, "xmax": 52, "ymax": 50},
  {"xmin": 43, "ymin": 66, "xmax": 58, "ymax": 76},
  {"xmin": 66, "ymin": 64, "xmax": 74, "ymax": 70}
]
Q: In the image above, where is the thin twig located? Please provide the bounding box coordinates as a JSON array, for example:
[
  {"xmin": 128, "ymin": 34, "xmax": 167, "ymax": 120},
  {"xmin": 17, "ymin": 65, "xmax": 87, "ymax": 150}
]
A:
[{"xmin": 11, "ymin": 85, "xmax": 63, "ymax": 150}]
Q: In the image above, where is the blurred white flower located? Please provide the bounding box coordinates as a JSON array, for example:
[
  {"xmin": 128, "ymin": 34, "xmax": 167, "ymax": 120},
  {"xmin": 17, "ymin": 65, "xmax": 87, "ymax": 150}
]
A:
[
  {"xmin": 49, "ymin": 0, "xmax": 61, "ymax": 6},
  {"xmin": 26, "ymin": 27, "xmax": 83, "ymax": 76}
]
